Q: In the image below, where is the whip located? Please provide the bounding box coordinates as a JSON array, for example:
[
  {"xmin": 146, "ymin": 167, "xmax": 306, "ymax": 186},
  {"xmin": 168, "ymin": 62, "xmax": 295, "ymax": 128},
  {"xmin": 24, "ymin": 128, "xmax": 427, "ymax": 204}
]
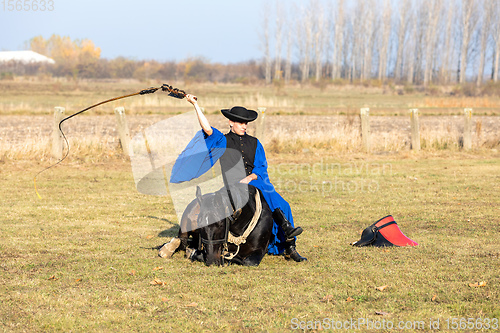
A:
[{"xmin": 34, "ymin": 83, "xmax": 195, "ymax": 199}]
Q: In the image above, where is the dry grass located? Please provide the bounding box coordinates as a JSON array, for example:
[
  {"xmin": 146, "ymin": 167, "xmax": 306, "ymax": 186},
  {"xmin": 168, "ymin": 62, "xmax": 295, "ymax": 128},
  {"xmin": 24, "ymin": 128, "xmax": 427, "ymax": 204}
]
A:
[
  {"xmin": 418, "ymin": 97, "xmax": 500, "ymax": 109},
  {"xmin": 2, "ymin": 78, "xmax": 499, "ymax": 331},
  {"xmin": 1, "ymin": 114, "xmax": 499, "ymax": 163}
]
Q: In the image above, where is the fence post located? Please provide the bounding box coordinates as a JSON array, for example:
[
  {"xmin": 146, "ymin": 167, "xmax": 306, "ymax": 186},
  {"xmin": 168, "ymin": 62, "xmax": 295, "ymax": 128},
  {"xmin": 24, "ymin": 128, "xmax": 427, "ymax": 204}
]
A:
[
  {"xmin": 114, "ymin": 107, "xmax": 131, "ymax": 156},
  {"xmin": 463, "ymin": 108, "xmax": 472, "ymax": 151},
  {"xmin": 51, "ymin": 107, "xmax": 65, "ymax": 159},
  {"xmin": 409, "ymin": 109, "xmax": 420, "ymax": 151},
  {"xmin": 256, "ymin": 107, "xmax": 266, "ymax": 142},
  {"xmin": 360, "ymin": 107, "xmax": 370, "ymax": 152}
]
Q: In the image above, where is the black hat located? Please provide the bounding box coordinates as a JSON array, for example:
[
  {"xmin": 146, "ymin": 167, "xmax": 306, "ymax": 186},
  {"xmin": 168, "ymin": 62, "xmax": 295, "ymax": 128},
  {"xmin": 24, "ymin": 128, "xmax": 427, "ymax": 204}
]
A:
[{"xmin": 221, "ymin": 106, "xmax": 258, "ymax": 123}]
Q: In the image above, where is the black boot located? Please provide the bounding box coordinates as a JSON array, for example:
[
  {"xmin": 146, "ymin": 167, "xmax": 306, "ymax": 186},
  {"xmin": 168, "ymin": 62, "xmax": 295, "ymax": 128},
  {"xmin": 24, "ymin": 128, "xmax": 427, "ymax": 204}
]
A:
[
  {"xmin": 284, "ymin": 239, "xmax": 307, "ymax": 262},
  {"xmin": 272, "ymin": 208, "xmax": 303, "ymax": 241}
]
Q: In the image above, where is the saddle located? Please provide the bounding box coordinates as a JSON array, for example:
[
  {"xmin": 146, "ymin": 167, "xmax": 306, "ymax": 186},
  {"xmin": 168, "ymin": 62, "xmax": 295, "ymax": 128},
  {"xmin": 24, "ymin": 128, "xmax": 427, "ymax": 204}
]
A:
[{"xmin": 351, "ymin": 215, "xmax": 418, "ymax": 247}]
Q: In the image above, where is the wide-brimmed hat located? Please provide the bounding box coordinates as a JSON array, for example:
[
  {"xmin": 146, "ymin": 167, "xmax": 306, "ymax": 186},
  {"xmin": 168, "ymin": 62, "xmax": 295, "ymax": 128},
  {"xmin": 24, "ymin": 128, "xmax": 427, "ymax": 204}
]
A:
[{"xmin": 221, "ymin": 106, "xmax": 258, "ymax": 123}]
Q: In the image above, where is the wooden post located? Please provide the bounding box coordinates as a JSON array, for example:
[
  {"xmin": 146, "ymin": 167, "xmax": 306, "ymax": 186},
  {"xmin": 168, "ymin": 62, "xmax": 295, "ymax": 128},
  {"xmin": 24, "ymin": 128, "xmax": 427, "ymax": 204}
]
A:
[
  {"xmin": 114, "ymin": 107, "xmax": 131, "ymax": 156},
  {"xmin": 409, "ymin": 108, "xmax": 420, "ymax": 151},
  {"xmin": 463, "ymin": 108, "xmax": 472, "ymax": 151},
  {"xmin": 256, "ymin": 107, "xmax": 266, "ymax": 142},
  {"xmin": 360, "ymin": 107, "xmax": 370, "ymax": 152},
  {"xmin": 51, "ymin": 107, "xmax": 65, "ymax": 159}
]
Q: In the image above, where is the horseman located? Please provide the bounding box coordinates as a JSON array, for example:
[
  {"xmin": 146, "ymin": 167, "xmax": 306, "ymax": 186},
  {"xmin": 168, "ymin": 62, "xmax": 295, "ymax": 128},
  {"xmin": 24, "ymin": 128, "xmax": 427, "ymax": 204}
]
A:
[{"xmin": 169, "ymin": 94, "xmax": 307, "ymax": 262}]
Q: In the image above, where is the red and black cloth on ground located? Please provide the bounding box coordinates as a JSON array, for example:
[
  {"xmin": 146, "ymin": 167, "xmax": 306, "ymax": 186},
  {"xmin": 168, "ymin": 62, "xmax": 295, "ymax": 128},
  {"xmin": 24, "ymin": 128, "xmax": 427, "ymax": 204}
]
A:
[{"xmin": 352, "ymin": 215, "xmax": 418, "ymax": 247}]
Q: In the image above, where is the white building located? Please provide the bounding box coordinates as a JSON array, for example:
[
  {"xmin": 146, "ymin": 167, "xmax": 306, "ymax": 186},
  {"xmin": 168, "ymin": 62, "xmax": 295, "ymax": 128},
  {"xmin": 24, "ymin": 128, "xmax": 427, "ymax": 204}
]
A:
[{"xmin": 0, "ymin": 51, "xmax": 55, "ymax": 64}]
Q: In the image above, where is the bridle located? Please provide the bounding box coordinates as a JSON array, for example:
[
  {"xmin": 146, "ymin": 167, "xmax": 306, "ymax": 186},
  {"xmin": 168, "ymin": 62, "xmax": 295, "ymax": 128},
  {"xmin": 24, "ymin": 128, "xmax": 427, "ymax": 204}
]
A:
[
  {"xmin": 199, "ymin": 188, "xmax": 262, "ymax": 264},
  {"xmin": 199, "ymin": 191, "xmax": 238, "ymax": 247}
]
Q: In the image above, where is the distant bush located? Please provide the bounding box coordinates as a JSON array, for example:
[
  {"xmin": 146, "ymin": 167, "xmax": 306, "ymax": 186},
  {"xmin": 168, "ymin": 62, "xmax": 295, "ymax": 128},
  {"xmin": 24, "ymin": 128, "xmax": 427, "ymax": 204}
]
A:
[
  {"xmin": 403, "ymin": 84, "xmax": 414, "ymax": 94},
  {"xmin": 0, "ymin": 72, "xmax": 14, "ymax": 80},
  {"xmin": 311, "ymin": 78, "xmax": 330, "ymax": 90},
  {"xmin": 369, "ymin": 79, "xmax": 383, "ymax": 88},
  {"xmin": 331, "ymin": 78, "xmax": 347, "ymax": 86},
  {"xmin": 426, "ymin": 85, "xmax": 441, "ymax": 96},
  {"xmin": 480, "ymin": 81, "xmax": 500, "ymax": 97},
  {"xmin": 449, "ymin": 83, "xmax": 500, "ymax": 97}
]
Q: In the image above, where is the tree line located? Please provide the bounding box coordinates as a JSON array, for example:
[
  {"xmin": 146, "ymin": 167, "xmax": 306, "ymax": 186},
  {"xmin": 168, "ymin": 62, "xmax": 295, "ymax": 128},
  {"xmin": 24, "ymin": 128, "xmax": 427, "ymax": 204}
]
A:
[
  {"xmin": 0, "ymin": 35, "xmax": 264, "ymax": 83},
  {"xmin": 1, "ymin": 0, "xmax": 499, "ymax": 89},
  {"xmin": 261, "ymin": 0, "xmax": 500, "ymax": 86}
]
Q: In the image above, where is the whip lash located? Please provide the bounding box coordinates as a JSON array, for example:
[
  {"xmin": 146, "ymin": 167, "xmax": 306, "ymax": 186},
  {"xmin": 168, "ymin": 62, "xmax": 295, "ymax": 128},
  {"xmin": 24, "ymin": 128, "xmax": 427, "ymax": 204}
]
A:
[{"xmin": 34, "ymin": 84, "xmax": 194, "ymax": 199}]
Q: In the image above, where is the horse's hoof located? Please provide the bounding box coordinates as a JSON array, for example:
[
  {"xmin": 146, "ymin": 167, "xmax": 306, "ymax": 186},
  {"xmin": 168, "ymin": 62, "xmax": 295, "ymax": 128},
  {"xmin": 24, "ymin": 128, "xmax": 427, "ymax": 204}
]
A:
[
  {"xmin": 185, "ymin": 248, "xmax": 195, "ymax": 259},
  {"xmin": 158, "ymin": 238, "xmax": 181, "ymax": 258}
]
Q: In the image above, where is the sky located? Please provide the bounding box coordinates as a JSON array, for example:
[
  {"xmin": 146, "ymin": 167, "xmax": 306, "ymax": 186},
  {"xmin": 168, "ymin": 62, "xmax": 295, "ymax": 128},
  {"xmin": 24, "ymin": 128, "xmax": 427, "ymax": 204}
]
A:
[{"xmin": 0, "ymin": 0, "xmax": 272, "ymax": 64}]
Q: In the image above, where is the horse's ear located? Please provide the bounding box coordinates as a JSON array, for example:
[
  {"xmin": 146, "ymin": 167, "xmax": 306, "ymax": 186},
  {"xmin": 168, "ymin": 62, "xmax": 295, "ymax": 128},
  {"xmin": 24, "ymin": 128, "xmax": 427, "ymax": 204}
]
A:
[
  {"xmin": 196, "ymin": 186, "xmax": 202, "ymax": 204},
  {"xmin": 232, "ymin": 208, "xmax": 242, "ymax": 220}
]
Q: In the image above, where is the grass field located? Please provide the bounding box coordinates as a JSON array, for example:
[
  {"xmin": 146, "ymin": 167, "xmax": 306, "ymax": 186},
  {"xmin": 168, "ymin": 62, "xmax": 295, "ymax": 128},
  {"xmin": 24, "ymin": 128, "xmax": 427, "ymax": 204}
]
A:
[
  {"xmin": 1, "ymin": 152, "xmax": 499, "ymax": 332},
  {"xmin": 1, "ymin": 78, "xmax": 499, "ymax": 332}
]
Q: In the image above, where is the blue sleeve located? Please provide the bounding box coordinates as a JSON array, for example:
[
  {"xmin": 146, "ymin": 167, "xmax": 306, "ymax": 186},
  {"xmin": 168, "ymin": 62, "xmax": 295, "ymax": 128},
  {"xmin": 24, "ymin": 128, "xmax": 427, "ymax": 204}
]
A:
[
  {"xmin": 169, "ymin": 127, "xmax": 226, "ymax": 183},
  {"xmin": 252, "ymin": 140, "xmax": 269, "ymax": 181}
]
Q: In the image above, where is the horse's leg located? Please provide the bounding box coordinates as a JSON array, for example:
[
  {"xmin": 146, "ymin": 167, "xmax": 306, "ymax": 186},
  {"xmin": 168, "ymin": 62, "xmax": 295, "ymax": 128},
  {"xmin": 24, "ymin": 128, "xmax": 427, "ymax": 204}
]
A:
[
  {"xmin": 158, "ymin": 237, "xmax": 181, "ymax": 258},
  {"xmin": 187, "ymin": 247, "xmax": 204, "ymax": 263},
  {"xmin": 177, "ymin": 229, "xmax": 189, "ymax": 252},
  {"xmin": 240, "ymin": 251, "xmax": 265, "ymax": 267},
  {"xmin": 228, "ymin": 256, "xmax": 245, "ymax": 266},
  {"xmin": 174, "ymin": 198, "xmax": 201, "ymax": 253}
]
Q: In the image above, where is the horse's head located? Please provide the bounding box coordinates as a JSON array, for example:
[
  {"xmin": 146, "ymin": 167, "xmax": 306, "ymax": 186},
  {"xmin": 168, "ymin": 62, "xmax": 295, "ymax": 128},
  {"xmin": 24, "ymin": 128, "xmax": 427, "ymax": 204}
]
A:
[
  {"xmin": 196, "ymin": 185, "xmax": 247, "ymax": 266},
  {"xmin": 196, "ymin": 186, "xmax": 228, "ymax": 266}
]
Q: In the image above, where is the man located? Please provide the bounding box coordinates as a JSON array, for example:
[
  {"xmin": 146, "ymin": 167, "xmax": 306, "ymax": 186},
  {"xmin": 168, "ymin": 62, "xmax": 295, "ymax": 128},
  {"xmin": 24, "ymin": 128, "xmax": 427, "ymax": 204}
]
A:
[{"xmin": 178, "ymin": 94, "xmax": 307, "ymax": 262}]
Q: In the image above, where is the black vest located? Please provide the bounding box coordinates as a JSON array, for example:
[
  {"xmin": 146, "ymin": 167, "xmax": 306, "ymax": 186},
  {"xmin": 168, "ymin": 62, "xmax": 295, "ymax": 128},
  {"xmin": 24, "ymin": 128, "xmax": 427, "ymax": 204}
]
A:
[{"xmin": 220, "ymin": 131, "xmax": 258, "ymax": 185}]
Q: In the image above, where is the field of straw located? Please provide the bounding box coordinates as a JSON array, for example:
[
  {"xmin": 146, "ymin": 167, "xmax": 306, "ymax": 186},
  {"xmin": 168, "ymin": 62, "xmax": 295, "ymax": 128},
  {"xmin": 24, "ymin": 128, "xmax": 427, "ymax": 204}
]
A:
[
  {"xmin": 1, "ymin": 113, "xmax": 499, "ymax": 161},
  {"xmin": 1, "ymin": 78, "xmax": 499, "ymax": 161}
]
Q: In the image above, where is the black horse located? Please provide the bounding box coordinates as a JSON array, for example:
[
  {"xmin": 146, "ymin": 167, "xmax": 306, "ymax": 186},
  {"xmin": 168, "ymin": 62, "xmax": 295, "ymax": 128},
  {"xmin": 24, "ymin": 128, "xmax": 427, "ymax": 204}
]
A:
[{"xmin": 173, "ymin": 183, "xmax": 273, "ymax": 266}]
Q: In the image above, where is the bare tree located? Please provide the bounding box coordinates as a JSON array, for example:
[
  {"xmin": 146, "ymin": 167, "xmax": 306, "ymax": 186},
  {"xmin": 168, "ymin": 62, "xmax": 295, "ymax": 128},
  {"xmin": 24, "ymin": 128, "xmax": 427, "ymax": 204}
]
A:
[
  {"xmin": 394, "ymin": 0, "xmax": 412, "ymax": 81},
  {"xmin": 312, "ymin": 1, "xmax": 327, "ymax": 82},
  {"xmin": 493, "ymin": 0, "xmax": 500, "ymax": 82},
  {"xmin": 344, "ymin": 11, "xmax": 354, "ymax": 82},
  {"xmin": 284, "ymin": 6, "xmax": 293, "ymax": 84},
  {"xmin": 378, "ymin": 0, "xmax": 392, "ymax": 81},
  {"xmin": 423, "ymin": 0, "xmax": 442, "ymax": 86},
  {"xmin": 297, "ymin": 3, "xmax": 313, "ymax": 82},
  {"xmin": 351, "ymin": 0, "xmax": 364, "ymax": 80},
  {"xmin": 362, "ymin": 0, "xmax": 376, "ymax": 81},
  {"xmin": 412, "ymin": 0, "xmax": 430, "ymax": 84},
  {"xmin": 458, "ymin": 0, "xmax": 478, "ymax": 84},
  {"xmin": 405, "ymin": 5, "xmax": 417, "ymax": 83},
  {"xmin": 331, "ymin": 0, "xmax": 345, "ymax": 80},
  {"xmin": 274, "ymin": 0, "xmax": 284, "ymax": 81},
  {"xmin": 476, "ymin": 0, "xmax": 494, "ymax": 86},
  {"xmin": 260, "ymin": 3, "xmax": 272, "ymax": 84},
  {"xmin": 439, "ymin": 0, "xmax": 457, "ymax": 84}
]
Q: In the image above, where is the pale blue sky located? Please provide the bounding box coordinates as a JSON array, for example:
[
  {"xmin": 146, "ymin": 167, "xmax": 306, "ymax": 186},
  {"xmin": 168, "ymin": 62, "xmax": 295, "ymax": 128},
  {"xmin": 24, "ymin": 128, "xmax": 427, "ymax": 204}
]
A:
[{"xmin": 0, "ymin": 0, "xmax": 273, "ymax": 63}]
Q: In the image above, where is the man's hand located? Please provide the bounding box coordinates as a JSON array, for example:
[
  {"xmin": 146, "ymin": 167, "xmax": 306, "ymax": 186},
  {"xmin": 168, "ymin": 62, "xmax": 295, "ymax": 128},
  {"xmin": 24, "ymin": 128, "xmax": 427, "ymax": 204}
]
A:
[
  {"xmin": 240, "ymin": 174, "xmax": 257, "ymax": 184},
  {"xmin": 186, "ymin": 94, "xmax": 198, "ymax": 105}
]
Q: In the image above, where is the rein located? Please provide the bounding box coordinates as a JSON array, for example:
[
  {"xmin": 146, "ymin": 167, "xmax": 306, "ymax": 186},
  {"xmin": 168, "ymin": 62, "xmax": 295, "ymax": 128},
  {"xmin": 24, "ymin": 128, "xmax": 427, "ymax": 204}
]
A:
[
  {"xmin": 224, "ymin": 190, "xmax": 262, "ymax": 260},
  {"xmin": 227, "ymin": 190, "xmax": 262, "ymax": 246},
  {"xmin": 33, "ymin": 84, "xmax": 193, "ymax": 198}
]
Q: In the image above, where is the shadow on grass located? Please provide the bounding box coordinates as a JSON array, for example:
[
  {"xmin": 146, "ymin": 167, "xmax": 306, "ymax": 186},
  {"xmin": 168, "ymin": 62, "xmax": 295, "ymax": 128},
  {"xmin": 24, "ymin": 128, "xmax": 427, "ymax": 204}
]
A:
[
  {"xmin": 145, "ymin": 215, "xmax": 179, "ymax": 237},
  {"xmin": 157, "ymin": 226, "xmax": 179, "ymax": 238}
]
